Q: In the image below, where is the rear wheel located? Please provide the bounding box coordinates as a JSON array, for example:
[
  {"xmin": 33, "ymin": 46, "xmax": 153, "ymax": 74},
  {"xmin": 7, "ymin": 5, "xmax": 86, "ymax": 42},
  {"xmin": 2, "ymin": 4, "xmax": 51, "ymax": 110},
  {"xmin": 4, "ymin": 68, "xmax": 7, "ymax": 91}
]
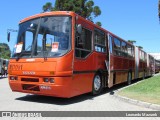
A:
[
  {"xmin": 127, "ymin": 72, "xmax": 132, "ymax": 85},
  {"xmin": 143, "ymin": 71, "xmax": 146, "ymax": 79},
  {"xmin": 92, "ymin": 73, "xmax": 102, "ymax": 95}
]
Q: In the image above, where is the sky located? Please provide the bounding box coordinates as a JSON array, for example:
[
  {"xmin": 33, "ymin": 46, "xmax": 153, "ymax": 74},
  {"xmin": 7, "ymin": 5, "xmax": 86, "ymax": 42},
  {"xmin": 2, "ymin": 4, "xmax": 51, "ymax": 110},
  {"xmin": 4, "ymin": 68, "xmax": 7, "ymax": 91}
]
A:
[{"xmin": 0, "ymin": 0, "xmax": 160, "ymax": 53}]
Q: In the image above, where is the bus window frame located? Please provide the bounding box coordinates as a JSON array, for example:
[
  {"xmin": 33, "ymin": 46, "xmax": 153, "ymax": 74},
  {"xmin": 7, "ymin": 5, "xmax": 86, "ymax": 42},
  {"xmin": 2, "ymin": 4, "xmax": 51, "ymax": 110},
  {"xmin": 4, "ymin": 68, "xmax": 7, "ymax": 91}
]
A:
[
  {"xmin": 94, "ymin": 28, "xmax": 106, "ymax": 53},
  {"xmin": 75, "ymin": 26, "xmax": 93, "ymax": 59},
  {"xmin": 109, "ymin": 35, "xmax": 113, "ymax": 54}
]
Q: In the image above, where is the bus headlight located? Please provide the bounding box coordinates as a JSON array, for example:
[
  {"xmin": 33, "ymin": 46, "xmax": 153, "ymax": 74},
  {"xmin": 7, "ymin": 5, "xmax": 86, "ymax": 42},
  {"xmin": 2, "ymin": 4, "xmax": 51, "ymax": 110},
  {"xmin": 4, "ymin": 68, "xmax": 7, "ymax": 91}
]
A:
[
  {"xmin": 10, "ymin": 76, "xmax": 18, "ymax": 80},
  {"xmin": 50, "ymin": 78, "xmax": 55, "ymax": 83},
  {"xmin": 43, "ymin": 78, "xmax": 55, "ymax": 83},
  {"xmin": 44, "ymin": 78, "xmax": 49, "ymax": 82}
]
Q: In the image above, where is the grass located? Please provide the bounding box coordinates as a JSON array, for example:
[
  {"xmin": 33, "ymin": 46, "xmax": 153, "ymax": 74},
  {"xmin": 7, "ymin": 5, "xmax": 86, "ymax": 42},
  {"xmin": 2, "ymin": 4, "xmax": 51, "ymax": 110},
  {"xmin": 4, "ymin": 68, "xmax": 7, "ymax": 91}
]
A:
[{"xmin": 118, "ymin": 75, "xmax": 160, "ymax": 105}]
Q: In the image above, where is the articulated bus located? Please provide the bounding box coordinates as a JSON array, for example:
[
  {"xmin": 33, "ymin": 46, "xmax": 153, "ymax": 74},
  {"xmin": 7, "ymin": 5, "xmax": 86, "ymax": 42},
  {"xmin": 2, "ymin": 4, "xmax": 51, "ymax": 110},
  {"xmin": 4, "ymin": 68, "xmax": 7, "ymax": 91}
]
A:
[{"xmin": 8, "ymin": 11, "xmax": 154, "ymax": 98}]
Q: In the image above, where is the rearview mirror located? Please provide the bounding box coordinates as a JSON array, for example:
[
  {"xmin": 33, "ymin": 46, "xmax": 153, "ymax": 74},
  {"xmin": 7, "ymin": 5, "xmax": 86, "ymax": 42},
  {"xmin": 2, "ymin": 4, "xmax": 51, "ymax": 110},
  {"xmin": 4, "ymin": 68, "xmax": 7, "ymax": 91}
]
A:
[
  {"xmin": 77, "ymin": 24, "xmax": 82, "ymax": 34},
  {"xmin": 7, "ymin": 32, "xmax": 10, "ymax": 42}
]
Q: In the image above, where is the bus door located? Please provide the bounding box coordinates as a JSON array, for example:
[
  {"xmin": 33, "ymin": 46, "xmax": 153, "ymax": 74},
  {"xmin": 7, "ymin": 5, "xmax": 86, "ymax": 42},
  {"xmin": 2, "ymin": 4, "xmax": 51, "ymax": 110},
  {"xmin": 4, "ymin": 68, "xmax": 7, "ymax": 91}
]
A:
[{"xmin": 108, "ymin": 34, "xmax": 114, "ymax": 87}]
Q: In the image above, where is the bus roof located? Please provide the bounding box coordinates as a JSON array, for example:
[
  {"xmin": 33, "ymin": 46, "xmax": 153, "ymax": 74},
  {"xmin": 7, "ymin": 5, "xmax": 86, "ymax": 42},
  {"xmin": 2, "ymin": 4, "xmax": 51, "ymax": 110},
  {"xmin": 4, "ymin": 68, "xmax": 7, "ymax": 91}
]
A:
[
  {"xmin": 20, "ymin": 11, "xmax": 76, "ymax": 23},
  {"xmin": 20, "ymin": 11, "xmax": 134, "ymax": 47}
]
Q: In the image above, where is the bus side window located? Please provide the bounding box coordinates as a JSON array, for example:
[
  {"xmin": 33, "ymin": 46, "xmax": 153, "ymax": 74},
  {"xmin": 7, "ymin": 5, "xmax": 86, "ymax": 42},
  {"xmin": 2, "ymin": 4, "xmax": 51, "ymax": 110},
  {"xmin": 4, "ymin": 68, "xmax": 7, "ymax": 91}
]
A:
[
  {"xmin": 127, "ymin": 45, "xmax": 134, "ymax": 58},
  {"xmin": 109, "ymin": 35, "xmax": 113, "ymax": 54},
  {"xmin": 75, "ymin": 27, "xmax": 92, "ymax": 58},
  {"xmin": 94, "ymin": 29, "xmax": 106, "ymax": 53},
  {"xmin": 113, "ymin": 37, "xmax": 121, "ymax": 56},
  {"xmin": 121, "ymin": 41, "xmax": 128, "ymax": 57}
]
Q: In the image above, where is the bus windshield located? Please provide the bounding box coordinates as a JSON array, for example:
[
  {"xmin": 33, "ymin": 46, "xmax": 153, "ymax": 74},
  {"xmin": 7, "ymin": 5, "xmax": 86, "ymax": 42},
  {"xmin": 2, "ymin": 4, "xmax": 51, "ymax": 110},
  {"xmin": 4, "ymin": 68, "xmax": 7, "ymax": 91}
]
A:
[{"xmin": 12, "ymin": 16, "xmax": 71, "ymax": 59}]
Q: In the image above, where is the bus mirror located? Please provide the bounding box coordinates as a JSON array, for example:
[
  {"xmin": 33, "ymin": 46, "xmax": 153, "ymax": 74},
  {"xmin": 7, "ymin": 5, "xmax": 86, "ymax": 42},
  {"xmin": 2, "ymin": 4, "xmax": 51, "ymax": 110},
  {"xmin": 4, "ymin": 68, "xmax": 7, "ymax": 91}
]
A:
[
  {"xmin": 77, "ymin": 24, "xmax": 82, "ymax": 34},
  {"xmin": 7, "ymin": 32, "xmax": 10, "ymax": 42}
]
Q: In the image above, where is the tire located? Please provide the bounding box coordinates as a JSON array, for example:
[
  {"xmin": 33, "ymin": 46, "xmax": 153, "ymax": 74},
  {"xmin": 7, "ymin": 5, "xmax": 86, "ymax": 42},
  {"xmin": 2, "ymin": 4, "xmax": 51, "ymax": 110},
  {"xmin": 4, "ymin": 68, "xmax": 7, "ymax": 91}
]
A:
[
  {"xmin": 142, "ymin": 71, "xmax": 145, "ymax": 80},
  {"xmin": 127, "ymin": 72, "xmax": 132, "ymax": 85},
  {"xmin": 92, "ymin": 73, "xmax": 103, "ymax": 95},
  {"xmin": 143, "ymin": 71, "xmax": 146, "ymax": 80}
]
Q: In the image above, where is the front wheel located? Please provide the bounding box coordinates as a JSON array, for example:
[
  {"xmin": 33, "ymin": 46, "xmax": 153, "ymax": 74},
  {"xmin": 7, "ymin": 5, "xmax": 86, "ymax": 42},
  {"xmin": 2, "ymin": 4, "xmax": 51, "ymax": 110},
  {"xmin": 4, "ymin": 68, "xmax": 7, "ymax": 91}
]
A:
[{"xmin": 92, "ymin": 74, "xmax": 103, "ymax": 95}]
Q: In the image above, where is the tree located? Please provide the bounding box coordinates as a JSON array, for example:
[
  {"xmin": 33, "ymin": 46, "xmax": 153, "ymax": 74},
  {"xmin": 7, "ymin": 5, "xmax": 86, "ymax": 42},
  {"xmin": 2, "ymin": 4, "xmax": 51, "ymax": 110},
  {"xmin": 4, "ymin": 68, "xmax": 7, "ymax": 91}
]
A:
[
  {"xmin": 137, "ymin": 46, "xmax": 143, "ymax": 49},
  {"xmin": 42, "ymin": 0, "xmax": 102, "ymax": 26},
  {"xmin": 128, "ymin": 40, "xmax": 136, "ymax": 44},
  {"xmin": 95, "ymin": 22, "xmax": 102, "ymax": 27},
  {"xmin": 43, "ymin": 2, "xmax": 53, "ymax": 12},
  {"xmin": 128, "ymin": 40, "xmax": 143, "ymax": 49},
  {"xmin": 0, "ymin": 43, "xmax": 11, "ymax": 59}
]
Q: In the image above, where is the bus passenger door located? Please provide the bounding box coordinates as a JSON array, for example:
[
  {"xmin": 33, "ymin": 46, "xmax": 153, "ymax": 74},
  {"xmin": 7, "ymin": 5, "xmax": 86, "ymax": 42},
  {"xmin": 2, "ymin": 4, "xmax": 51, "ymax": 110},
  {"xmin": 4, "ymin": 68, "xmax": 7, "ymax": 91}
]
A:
[{"xmin": 108, "ymin": 34, "xmax": 114, "ymax": 87}]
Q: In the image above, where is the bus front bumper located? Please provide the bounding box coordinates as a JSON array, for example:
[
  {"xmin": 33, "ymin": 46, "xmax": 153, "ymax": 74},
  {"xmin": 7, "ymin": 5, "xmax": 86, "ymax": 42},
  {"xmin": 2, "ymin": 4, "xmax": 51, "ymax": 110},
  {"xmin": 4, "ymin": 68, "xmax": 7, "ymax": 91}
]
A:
[{"xmin": 8, "ymin": 76, "xmax": 73, "ymax": 98}]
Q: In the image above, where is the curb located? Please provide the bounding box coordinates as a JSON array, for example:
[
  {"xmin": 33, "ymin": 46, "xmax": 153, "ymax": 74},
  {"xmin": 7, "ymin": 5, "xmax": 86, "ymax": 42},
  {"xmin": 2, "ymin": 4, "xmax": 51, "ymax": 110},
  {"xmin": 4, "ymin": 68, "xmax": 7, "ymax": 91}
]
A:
[
  {"xmin": 113, "ymin": 93, "xmax": 160, "ymax": 110},
  {"xmin": 112, "ymin": 75, "xmax": 160, "ymax": 110}
]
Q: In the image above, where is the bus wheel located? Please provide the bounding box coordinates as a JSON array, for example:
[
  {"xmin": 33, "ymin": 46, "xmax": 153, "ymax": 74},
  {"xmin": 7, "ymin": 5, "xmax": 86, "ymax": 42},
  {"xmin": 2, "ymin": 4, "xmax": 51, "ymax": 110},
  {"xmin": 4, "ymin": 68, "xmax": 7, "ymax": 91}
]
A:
[
  {"xmin": 143, "ymin": 71, "xmax": 146, "ymax": 79},
  {"xmin": 127, "ymin": 72, "xmax": 132, "ymax": 85},
  {"xmin": 92, "ymin": 74, "xmax": 102, "ymax": 95}
]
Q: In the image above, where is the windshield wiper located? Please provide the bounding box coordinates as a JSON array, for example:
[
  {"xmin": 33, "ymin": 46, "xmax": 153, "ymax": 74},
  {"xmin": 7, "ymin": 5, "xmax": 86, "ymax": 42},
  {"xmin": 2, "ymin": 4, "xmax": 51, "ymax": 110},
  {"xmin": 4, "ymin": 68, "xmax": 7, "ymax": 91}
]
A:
[{"xmin": 16, "ymin": 45, "xmax": 31, "ymax": 61}]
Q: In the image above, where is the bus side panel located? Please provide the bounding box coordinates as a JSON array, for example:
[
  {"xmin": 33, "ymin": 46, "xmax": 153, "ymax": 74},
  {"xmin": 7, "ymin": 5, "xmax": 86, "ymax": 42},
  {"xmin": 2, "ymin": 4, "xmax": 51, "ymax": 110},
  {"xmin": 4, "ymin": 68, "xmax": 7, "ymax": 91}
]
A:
[
  {"xmin": 139, "ymin": 60, "xmax": 147, "ymax": 78},
  {"xmin": 73, "ymin": 52, "xmax": 106, "ymax": 95},
  {"xmin": 108, "ymin": 55, "xmax": 114, "ymax": 88},
  {"xmin": 112, "ymin": 56, "xmax": 128, "ymax": 84},
  {"xmin": 113, "ymin": 56, "xmax": 124, "ymax": 84},
  {"xmin": 129, "ymin": 58, "xmax": 135, "ymax": 80},
  {"xmin": 73, "ymin": 53, "xmax": 95, "ymax": 95},
  {"xmin": 71, "ymin": 73, "xmax": 94, "ymax": 96},
  {"xmin": 93, "ymin": 52, "xmax": 106, "ymax": 71}
]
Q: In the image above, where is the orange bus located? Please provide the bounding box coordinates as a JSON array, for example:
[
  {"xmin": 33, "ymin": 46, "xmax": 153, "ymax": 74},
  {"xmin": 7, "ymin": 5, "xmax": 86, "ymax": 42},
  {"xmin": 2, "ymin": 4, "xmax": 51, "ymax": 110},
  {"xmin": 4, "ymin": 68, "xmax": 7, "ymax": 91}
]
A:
[{"xmin": 8, "ymin": 11, "xmax": 148, "ymax": 98}]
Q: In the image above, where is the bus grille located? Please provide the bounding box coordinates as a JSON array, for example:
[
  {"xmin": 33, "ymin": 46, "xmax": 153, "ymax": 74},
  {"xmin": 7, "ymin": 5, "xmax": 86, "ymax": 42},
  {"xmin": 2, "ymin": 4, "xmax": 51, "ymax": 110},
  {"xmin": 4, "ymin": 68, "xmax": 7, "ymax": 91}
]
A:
[
  {"xmin": 22, "ymin": 84, "xmax": 40, "ymax": 91},
  {"xmin": 21, "ymin": 78, "xmax": 39, "ymax": 82}
]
